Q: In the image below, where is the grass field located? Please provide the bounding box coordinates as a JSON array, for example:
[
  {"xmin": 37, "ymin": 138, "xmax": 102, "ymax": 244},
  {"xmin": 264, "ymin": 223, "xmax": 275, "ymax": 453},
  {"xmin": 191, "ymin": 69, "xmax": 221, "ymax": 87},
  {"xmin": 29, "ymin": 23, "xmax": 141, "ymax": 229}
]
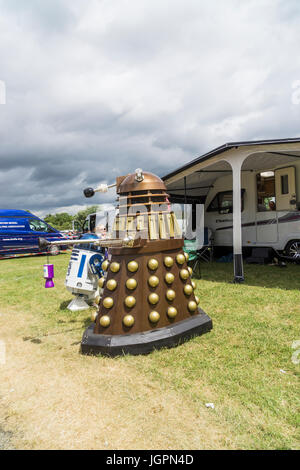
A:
[{"xmin": 0, "ymin": 254, "xmax": 299, "ymax": 450}]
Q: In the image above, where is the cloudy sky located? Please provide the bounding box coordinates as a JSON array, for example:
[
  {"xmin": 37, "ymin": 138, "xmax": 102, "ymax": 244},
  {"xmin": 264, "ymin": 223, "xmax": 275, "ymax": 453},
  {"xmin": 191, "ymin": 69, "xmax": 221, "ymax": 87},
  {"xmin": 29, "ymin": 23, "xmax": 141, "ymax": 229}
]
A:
[{"xmin": 0, "ymin": 0, "xmax": 300, "ymax": 216}]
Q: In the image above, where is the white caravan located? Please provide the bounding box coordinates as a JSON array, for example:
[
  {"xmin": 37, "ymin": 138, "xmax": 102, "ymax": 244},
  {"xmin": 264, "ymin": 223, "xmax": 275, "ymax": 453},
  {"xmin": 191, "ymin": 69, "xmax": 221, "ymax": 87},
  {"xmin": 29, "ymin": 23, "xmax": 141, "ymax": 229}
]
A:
[{"xmin": 204, "ymin": 164, "xmax": 300, "ymax": 257}]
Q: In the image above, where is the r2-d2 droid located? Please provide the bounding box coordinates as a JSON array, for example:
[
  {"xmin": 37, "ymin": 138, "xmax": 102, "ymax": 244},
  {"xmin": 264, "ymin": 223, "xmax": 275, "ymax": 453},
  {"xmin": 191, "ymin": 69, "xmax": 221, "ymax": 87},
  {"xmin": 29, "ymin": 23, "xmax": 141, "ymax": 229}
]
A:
[{"xmin": 65, "ymin": 245, "xmax": 105, "ymax": 311}]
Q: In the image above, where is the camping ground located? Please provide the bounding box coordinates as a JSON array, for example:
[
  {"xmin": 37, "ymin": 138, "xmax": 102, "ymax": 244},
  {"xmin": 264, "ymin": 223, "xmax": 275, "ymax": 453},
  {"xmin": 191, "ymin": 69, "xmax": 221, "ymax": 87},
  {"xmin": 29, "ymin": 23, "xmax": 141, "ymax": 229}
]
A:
[{"xmin": 0, "ymin": 254, "xmax": 299, "ymax": 450}]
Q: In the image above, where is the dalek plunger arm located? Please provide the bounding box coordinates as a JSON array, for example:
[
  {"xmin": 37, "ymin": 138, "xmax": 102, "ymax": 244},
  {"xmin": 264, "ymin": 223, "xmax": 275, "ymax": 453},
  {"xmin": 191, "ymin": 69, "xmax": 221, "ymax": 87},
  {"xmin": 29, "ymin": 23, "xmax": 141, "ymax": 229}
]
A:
[
  {"xmin": 83, "ymin": 169, "xmax": 143, "ymax": 198},
  {"xmin": 83, "ymin": 182, "xmax": 117, "ymax": 198},
  {"xmin": 38, "ymin": 236, "xmax": 136, "ymax": 251}
]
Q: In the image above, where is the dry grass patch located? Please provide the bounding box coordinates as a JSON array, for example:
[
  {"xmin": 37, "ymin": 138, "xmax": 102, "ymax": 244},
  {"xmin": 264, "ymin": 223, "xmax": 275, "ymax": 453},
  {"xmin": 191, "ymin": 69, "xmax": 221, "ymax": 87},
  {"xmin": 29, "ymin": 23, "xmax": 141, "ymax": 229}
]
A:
[
  {"xmin": 0, "ymin": 255, "xmax": 299, "ymax": 449},
  {"xmin": 0, "ymin": 321, "xmax": 227, "ymax": 450}
]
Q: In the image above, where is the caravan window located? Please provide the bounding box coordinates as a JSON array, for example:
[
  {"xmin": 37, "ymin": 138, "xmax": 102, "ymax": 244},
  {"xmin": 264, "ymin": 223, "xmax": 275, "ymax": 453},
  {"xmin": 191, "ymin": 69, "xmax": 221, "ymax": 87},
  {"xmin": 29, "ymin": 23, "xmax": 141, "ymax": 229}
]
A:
[
  {"xmin": 281, "ymin": 175, "xmax": 289, "ymax": 195},
  {"xmin": 256, "ymin": 171, "xmax": 276, "ymax": 211},
  {"xmin": 207, "ymin": 190, "xmax": 245, "ymax": 214}
]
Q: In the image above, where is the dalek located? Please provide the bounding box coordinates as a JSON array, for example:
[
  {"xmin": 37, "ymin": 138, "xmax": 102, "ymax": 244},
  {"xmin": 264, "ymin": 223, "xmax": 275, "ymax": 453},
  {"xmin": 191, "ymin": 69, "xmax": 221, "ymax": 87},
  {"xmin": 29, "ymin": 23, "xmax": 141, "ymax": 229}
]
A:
[
  {"xmin": 39, "ymin": 169, "xmax": 212, "ymax": 356},
  {"xmin": 80, "ymin": 169, "xmax": 212, "ymax": 356}
]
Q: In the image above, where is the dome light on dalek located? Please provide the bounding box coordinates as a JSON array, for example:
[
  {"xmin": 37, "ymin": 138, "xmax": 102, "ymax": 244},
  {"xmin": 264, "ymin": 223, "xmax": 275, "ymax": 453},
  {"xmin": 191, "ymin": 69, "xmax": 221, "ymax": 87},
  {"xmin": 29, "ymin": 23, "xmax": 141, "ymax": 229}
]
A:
[
  {"xmin": 127, "ymin": 260, "xmax": 139, "ymax": 273},
  {"xmin": 184, "ymin": 284, "xmax": 193, "ymax": 296},
  {"xmin": 106, "ymin": 279, "xmax": 117, "ymax": 291},
  {"xmin": 176, "ymin": 253, "xmax": 186, "ymax": 265},
  {"xmin": 167, "ymin": 306, "xmax": 178, "ymax": 319},
  {"xmin": 110, "ymin": 262, "xmax": 120, "ymax": 273},
  {"xmin": 165, "ymin": 272, "xmax": 175, "ymax": 284},
  {"xmin": 72, "ymin": 168, "xmax": 213, "ymax": 356},
  {"xmin": 103, "ymin": 297, "xmax": 114, "ymax": 309},
  {"xmin": 102, "ymin": 260, "xmax": 109, "ymax": 271},
  {"xmin": 126, "ymin": 278, "xmax": 137, "ymax": 290},
  {"xmin": 166, "ymin": 289, "xmax": 176, "ymax": 301},
  {"xmin": 123, "ymin": 315, "xmax": 135, "ymax": 327},
  {"xmin": 100, "ymin": 315, "xmax": 111, "ymax": 328},
  {"xmin": 125, "ymin": 296, "xmax": 136, "ymax": 308},
  {"xmin": 149, "ymin": 311, "xmax": 160, "ymax": 323},
  {"xmin": 148, "ymin": 293, "xmax": 159, "ymax": 305},
  {"xmin": 180, "ymin": 269, "xmax": 190, "ymax": 280},
  {"xmin": 148, "ymin": 275, "xmax": 159, "ymax": 288},
  {"xmin": 188, "ymin": 301, "xmax": 198, "ymax": 313},
  {"xmin": 148, "ymin": 258, "xmax": 159, "ymax": 271},
  {"xmin": 164, "ymin": 256, "xmax": 174, "ymax": 268}
]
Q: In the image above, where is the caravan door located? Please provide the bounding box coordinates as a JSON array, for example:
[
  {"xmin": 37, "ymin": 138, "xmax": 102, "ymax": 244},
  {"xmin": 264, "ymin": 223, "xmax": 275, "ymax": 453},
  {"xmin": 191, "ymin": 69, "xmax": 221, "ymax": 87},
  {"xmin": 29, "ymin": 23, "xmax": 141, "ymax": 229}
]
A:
[
  {"xmin": 256, "ymin": 171, "xmax": 278, "ymax": 244},
  {"xmin": 275, "ymin": 167, "xmax": 297, "ymax": 211}
]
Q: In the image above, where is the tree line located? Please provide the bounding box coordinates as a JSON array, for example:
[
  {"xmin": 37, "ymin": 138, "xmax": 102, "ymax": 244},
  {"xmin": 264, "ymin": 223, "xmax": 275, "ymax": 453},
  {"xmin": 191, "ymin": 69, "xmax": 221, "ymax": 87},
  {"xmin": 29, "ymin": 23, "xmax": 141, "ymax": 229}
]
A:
[{"xmin": 44, "ymin": 206, "xmax": 100, "ymax": 231}]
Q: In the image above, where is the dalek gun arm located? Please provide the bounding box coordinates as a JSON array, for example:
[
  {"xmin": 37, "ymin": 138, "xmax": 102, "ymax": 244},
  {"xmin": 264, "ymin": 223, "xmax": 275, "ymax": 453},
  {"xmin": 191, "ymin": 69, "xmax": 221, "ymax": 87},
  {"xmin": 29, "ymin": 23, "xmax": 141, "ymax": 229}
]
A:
[
  {"xmin": 83, "ymin": 182, "xmax": 117, "ymax": 198},
  {"xmin": 38, "ymin": 236, "xmax": 137, "ymax": 251},
  {"xmin": 83, "ymin": 169, "xmax": 142, "ymax": 198}
]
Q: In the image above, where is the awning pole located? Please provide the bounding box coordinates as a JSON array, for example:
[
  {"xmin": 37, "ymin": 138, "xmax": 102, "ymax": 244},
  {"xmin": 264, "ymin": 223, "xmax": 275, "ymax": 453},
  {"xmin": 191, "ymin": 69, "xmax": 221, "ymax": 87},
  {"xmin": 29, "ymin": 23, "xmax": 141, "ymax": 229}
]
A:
[
  {"xmin": 183, "ymin": 176, "xmax": 187, "ymax": 236},
  {"xmin": 232, "ymin": 161, "xmax": 244, "ymax": 283}
]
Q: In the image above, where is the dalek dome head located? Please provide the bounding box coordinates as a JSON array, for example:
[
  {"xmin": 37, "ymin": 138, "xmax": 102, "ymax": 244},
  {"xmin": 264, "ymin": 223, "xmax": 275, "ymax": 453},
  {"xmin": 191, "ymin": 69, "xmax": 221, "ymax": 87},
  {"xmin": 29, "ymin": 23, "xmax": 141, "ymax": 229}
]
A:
[
  {"xmin": 114, "ymin": 169, "xmax": 181, "ymax": 241},
  {"xmin": 117, "ymin": 170, "xmax": 167, "ymax": 194}
]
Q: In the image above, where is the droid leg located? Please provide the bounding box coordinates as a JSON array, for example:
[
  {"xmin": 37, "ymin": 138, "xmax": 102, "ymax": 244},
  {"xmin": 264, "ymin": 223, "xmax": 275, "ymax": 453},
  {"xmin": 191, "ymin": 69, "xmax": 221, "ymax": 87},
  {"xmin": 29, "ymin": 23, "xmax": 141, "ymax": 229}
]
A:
[{"xmin": 67, "ymin": 295, "xmax": 90, "ymax": 311}]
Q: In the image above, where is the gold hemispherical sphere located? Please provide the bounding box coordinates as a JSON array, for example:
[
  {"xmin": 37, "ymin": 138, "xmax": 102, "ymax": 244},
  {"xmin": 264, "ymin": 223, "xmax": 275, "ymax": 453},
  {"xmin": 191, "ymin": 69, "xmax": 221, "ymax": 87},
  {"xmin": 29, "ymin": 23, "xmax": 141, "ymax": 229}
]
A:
[
  {"xmin": 102, "ymin": 260, "xmax": 109, "ymax": 271},
  {"xmin": 180, "ymin": 268, "xmax": 190, "ymax": 280},
  {"xmin": 148, "ymin": 275, "xmax": 159, "ymax": 288},
  {"xmin": 110, "ymin": 261, "xmax": 120, "ymax": 273},
  {"xmin": 188, "ymin": 300, "xmax": 197, "ymax": 312},
  {"xmin": 149, "ymin": 311, "xmax": 160, "ymax": 323},
  {"xmin": 188, "ymin": 266, "xmax": 193, "ymax": 276},
  {"xmin": 165, "ymin": 272, "xmax": 175, "ymax": 284},
  {"xmin": 106, "ymin": 279, "xmax": 117, "ymax": 291},
  {"xmin": 127, "ymin": 260, "xmax": 139, "ymax": 273},
  {"xmin": 191, "ymin": 280, "xmax": 196, "ymax": 290},
  {"xmin": 99, "ymin": 315, "xmax": 111, "ymax": 327},
  {"xmin": 148, "ymin": 258, "xmax": 159, "ymax": 271},
  {"xmin": 95, "ymin": 295, "xmax": 101, "ymax": 305},
  {"xmin": 148, "ymin": 293, "xmax": 159, "ymax": 305},
  {"xmin": 184, "ymin": 252, "xmax": 189, "ymax": 262},
  {"xmin": 167, "ymin": 306, "xmax": 178, "ymax": 319},
  {"xmin": 184, "ymin": 284, "xmax": 193, "ymax": 296},
  {"xmin": 125, "ymin": 295, "xmax": 136, "ymax": 308},
  {"xmin": 166, "ymin": 289, "xmax": 176, "ymax": 301},
  {"xmin": 126, "ymin": 278, "xmax": 137, "ymax": 290},
  {"xmin": 103, "ymin": 297, "xmax": 114, "ymax": 309},
  {"xmin": 98, "ymin": 277, "xmax": 105, "ymax": 288},
  {"xmin": 195, "ymin": 295, "xmax": 200, "ymax": 305},
  {"xmin": 91, "ymin": 311, "xmax": 97, "ymax": 322},
  {"xmin": 123, "ymin": 314, "xmax": 135, "ymax": 327},
  {"xmin": 164, "ymin": 256, "xmax": 174, "ymax": 268},
  {"xmin": 176, "ymin": 253, "xmax": 186, "ymax": 265}
]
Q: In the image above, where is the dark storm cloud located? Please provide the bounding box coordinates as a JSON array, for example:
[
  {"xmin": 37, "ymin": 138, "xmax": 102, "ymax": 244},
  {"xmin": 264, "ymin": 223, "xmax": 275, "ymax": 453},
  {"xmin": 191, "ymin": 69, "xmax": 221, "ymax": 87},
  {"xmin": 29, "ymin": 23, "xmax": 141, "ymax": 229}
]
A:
[{"xmin": 0, "ymin": 0, "xmax": 300, "ymax": 215}]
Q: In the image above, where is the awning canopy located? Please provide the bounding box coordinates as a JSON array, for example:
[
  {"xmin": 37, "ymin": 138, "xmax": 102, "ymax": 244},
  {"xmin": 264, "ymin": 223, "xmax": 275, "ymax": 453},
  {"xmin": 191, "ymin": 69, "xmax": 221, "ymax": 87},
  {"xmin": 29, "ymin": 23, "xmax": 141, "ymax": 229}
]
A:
[
  {"xmin": 162, "ymin": 137, "xmax": 300, "ymax": 282},
  {"xmin": 163, "ymin": 138, "xmax": 300, "ymax": 200}
]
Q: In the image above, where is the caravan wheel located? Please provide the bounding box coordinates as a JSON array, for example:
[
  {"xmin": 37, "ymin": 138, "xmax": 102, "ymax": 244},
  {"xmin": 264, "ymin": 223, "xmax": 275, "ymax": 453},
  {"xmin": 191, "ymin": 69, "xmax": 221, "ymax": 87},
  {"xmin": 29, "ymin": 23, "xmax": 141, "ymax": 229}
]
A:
[{"xmin": 285, "ymin": 240, "xmax": 300, "ymax": 258}]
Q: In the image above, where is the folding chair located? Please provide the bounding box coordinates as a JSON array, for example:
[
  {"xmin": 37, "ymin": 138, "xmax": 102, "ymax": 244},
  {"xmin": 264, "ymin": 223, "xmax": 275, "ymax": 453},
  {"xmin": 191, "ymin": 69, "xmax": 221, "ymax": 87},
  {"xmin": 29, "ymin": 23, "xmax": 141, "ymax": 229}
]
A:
[
  {"xmin": 184, "ymin": 229, "xmax": 214, "ymax": 279},
  {"xmin": 197, "ymin": 228, "xmax": 213, "ymax": 262},
  {"xmin": 184, "ymin": 239, "xmax": 202, "ymax": 279}
]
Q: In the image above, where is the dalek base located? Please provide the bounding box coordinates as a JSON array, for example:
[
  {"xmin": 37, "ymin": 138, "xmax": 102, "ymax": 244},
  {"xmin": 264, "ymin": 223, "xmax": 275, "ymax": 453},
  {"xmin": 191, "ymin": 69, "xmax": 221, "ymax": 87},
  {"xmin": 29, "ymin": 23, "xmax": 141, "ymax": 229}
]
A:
[{"xmin": 80, "ymin": 308, "xmax": 212, "ymax": 357}]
